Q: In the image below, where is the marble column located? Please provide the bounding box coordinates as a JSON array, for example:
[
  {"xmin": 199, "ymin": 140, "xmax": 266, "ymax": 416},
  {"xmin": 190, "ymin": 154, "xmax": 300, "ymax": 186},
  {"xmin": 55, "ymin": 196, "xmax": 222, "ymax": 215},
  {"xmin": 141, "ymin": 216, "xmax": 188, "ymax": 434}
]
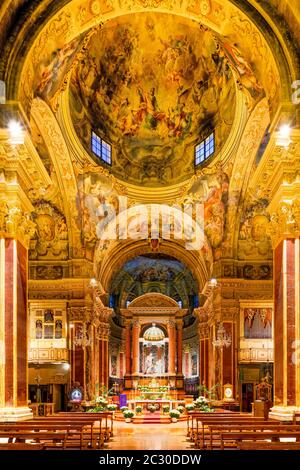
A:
[
  {"xmin": 0, "ymin": 189, "xmax": 35, "ymax": 420},
  {"xmin": 270, "ymin": 237, "xmax": 300, "ymax": 419},
  {"xmin": 132, "ymin": 321, "xmax": 141, "ymax": 375},
  {"xmin": 167, "ymin": 321, "xmax": 176, "ymax": 375},
  {"xmin": 176, "ymin": 321, "xmax": 183, "ymax": 375},
  {"xmin": 125, "ymin": 322, "xmax": 131, "ymax": 375}
]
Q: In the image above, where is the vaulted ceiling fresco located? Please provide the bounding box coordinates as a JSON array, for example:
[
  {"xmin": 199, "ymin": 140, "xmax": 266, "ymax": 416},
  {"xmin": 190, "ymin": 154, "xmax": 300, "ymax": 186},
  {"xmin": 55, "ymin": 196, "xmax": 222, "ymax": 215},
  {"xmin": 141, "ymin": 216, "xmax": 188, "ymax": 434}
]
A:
[
  {"xmin": 110, "ymin": 254, "xmax": 198, "ymax": 308},
  {"xmin": 70, "ymin": 13, "xmax": 237, "ymax": 186}
]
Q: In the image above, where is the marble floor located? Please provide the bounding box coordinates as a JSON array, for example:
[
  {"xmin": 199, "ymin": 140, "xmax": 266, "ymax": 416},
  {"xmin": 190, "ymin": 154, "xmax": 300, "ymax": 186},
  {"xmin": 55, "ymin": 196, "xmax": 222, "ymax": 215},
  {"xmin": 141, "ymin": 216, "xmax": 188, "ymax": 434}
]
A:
[{"xmin": 107, "ymin": 421, "xmax": 194, "ymax": 450}]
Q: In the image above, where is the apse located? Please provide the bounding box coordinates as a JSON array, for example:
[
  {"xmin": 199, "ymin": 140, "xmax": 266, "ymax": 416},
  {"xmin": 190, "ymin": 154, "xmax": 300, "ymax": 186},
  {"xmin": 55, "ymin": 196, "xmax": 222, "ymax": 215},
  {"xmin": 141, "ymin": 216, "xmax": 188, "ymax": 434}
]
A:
[{"xmin": 108, "ymin": 254, "xmax": 198, "ymax": 312}]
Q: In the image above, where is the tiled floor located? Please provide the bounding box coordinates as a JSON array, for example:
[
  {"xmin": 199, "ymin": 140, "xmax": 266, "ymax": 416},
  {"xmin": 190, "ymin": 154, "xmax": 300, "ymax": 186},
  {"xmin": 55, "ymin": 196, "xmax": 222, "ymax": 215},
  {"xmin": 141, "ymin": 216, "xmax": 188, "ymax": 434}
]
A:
[{"xmin": 107, "ymin": 421, "xmax": 194, "ymax": 450}]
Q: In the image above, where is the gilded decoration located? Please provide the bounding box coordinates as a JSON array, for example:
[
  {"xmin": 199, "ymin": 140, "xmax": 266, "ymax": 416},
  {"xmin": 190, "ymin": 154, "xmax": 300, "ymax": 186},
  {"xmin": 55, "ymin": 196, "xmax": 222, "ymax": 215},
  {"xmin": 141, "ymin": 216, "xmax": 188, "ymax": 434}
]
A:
[
  {"xmin": 30, "ymin": 201, "xmax": 69, "ymax": 260},
  {"xmin": 238, "ymin": 200, "xmax": 272, "ymax": 260}
]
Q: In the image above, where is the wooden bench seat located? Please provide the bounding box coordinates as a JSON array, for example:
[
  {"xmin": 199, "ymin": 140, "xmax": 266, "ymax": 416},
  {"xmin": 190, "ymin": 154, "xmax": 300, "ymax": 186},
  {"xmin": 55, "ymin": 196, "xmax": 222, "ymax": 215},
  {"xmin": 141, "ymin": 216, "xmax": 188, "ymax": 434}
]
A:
[
  {"xmin": 206, "ymin": 424, "xmax": 300, "ymax": 450},
  {"xmin": 192, "ymin": 417, "xmax": 271, "ymax": 446},
  {"xmin": 0, "ymin": 443, "xmax": 45, "ymax": 450},
  {"xmin": 30, "ymin": 417, "xmax": 106, "ymax": 448},
  {"xmin": 238, "ymin": 441, "xmax": 300, "ymax": 450},
  {"xmin": 58, "ymin": 412, "xmax": 114, "ymax": 440},
  {"xmin": 0, "ymin": 430, "xmax": 68, "ymax": 449},
  {"xmin": 0, "ymin": 423, "xmax": 87, "ymax": 449},
  {"xmin": 220, "ymin": 431, "xmax": 300, "ymax": 450}
]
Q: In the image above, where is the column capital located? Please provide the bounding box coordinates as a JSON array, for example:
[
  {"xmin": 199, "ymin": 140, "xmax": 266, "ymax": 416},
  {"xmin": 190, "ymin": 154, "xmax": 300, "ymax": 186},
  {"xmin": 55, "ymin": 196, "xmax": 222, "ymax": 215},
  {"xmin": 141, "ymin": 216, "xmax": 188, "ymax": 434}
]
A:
[
  {"xmin": 68, "ymin": 306, "xmax": 93, "ymax": 322},
  {"xmin": 132, "ymin": 319, "xmax": 141, "ymax": 328},
  {"xmin": 268, "ymin": 198, "xmax": 300, "ymax": 248},
  {"xmin": 167, "ymin": 320, "xmax": 176, "ymax": 329},
  {"xmin": 0, "ymin": 172, "xmax": 35, "ymax": 248}
]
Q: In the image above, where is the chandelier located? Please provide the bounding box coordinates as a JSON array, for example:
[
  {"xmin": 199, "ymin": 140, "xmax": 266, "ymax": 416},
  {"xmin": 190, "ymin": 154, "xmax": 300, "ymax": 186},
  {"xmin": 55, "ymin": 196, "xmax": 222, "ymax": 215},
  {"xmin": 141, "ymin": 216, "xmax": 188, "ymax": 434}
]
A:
[{"xmin": 212, "ymin": 323, "xmax": 232, "ymax": 349}]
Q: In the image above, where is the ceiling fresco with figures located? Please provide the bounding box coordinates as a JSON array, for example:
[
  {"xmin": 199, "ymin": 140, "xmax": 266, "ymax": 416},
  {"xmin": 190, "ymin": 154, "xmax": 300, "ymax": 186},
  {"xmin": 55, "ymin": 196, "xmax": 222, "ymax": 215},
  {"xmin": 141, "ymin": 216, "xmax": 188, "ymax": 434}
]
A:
[
  {"xmin": 70, "ymin": 13, "xmax": 237, "ymax": 186},
  {"xmin": 110, "ymin": 254, "xmax": 198, "ymax": 308},
  {"xmin": 0, "ymin": 0, "xmax": 297, "ymax": 290}
]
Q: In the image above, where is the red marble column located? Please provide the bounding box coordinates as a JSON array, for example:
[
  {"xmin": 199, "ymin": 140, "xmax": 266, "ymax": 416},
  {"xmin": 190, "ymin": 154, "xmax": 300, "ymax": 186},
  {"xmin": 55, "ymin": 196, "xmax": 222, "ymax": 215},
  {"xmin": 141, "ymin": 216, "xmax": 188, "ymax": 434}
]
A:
[
  {"xmin": 167, "ymin": 321, "xmax": 176, "ymax": 375},
  {"xmin": 273, "ymin": 238, "xmax": 299, "ymax": 408},
  {"xmin": 120, "ymin": 352, "xmax": 124, "ymax": 377},
  {"xmin": 103, "ymin": 339, "xmax": 109, "ymax": 388},
  {"xmin": 125, "ymin": 323, "xmax": 131, "ymax": 375},
  {"xmin": 177, "ymin": 322, "xmax": 183, "ymax": 374},
  {"xmin": 132, "ymin": 321, "xmax": 141, "ymax": 375},
  {"xmin": 199, "ymin": 338, "xmax": 209, "ymax": 387},
  {"xmin": 99, "ymin": 338, "xmax": 104, "ymax": 386},
  {"xmin": 0, "ymin": 238, "xmax": 32, "ymax": 420},
  {"xmin": 73, "ymin": 322, "xmax": 84, "ymax": 387},
  {"xmin": 185, "ymin": 351, "xmax": 189, "ymax": 377}
]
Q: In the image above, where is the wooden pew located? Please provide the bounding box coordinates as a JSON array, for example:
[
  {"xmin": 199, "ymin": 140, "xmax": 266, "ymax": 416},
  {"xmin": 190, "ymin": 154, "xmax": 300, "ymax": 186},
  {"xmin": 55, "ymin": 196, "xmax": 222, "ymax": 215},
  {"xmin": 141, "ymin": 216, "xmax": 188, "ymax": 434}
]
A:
[
  {"xmin": 187, "ymin": 411, "xmax": 236, "ymax": 438},
  {"xmin": 58, "ymin": 411, "xmax": 114, "ymax": 440},
  {"xmin": 0, "ymin": 443, "xmax": 45, "ymax": 450},
  {"xmin": 30, "ymin": 416, "xmax": 105, "ymax": 448},
  {"xmin": 239, "ymin": 441, "xmax": 300, "ymax": 450},
  {"xmin": 0, "ymin": 430, "xmax": 68, "ymax": 449},
  {"xmin": 220, "ymin": 431, "xmax": 300, "ymax": 450},
  {"xmin": 206, "ymin": 424, "xmax": 300, "ymax": 450},
  {"xmin": 193, "ymin": 417, "xmax": 273, "ymax": 448},
  {"xmin": 293, "ymin": 411, "xmax": 300, "ymax": 424},
  {"xmin": 0, "ymin": 423, "xmax": 87, "ymax": 449}
]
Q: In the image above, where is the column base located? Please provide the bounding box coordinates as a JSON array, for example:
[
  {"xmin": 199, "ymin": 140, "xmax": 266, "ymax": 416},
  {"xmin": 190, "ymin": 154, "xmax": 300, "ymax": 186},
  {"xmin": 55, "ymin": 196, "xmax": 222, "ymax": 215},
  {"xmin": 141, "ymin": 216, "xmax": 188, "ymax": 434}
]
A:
[
  {"xmin": 0, "ymin": 406, "xmax": 33, "ymax": 422},
  {"xmin": 269, "ymin": 405, "xmax": 300, "ymax": 421}
]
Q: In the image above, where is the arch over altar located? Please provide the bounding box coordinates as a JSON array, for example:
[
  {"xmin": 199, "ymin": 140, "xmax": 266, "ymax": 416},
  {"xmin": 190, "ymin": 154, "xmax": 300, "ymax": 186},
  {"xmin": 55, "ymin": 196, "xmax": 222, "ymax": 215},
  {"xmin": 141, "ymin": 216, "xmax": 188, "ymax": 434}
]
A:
[{"xmin": 121, "ymin": 293, "xmax": 187, "ymax": 391}]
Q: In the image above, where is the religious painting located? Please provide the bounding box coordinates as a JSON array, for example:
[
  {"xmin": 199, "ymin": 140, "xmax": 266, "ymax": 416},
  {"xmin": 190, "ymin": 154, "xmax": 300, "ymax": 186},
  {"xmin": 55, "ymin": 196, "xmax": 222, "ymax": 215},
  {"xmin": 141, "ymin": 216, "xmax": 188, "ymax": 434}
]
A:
[
  {"xmin": 111, "ymin": 355, "xmax": 117, "ymax": 377},
  {"xmin": 191, "ymin": 353, "xmax": 198, "ymax": 376},
  {"xmin": 70, "ymin": 13, "xmax": 236, "ymax": 186},
  {"xmin": 44, "ymin": 309, "xmax": 54, "ymax": 323},
  {"xmin": 111, "ymin": 255, "xmax": 197, "ymax": 307},
  {"xmin": 55, "ymin": 320, "xmax": 63, "ymax": 339},
  {"xmin": 35, "ymin": 35, "xmax": 84, "ymax": 102},
  {"xmin": 244, "ymin": 308, "xmax": 272, "ymax": 339},
  {"xmin": 140, "ymin": 343, "xmax": 168, "ymax": 375},
  {"xmin": 35, "ymin": 320, "xmax": 43, "ymax": 339}
]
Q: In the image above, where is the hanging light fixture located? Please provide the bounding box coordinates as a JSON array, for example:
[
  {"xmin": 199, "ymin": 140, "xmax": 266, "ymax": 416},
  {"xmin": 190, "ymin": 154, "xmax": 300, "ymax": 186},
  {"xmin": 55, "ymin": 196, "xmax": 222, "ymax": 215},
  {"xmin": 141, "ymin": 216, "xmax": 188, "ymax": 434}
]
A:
[
  {"xmin": 212, "ymin": 322, "xmax": 232, "ymax": 349},
  {"xmin": 209, "ymin": 278, "xmax": 232, "ymax": 349}
]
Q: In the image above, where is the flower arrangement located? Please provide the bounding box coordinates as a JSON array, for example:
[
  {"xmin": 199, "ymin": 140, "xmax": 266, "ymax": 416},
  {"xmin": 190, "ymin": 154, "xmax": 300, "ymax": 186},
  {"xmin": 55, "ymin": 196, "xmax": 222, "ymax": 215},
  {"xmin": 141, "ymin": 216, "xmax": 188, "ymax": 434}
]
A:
[
  {"xmin": 162, "ymin": 405, "xmax": 170, "ymax": 413},
  {"xmin": 177, "ymin": 405, "xmax": 185, "ymax": 414},
  {"xmin": 123, "ymin": 409, "xmax": 135, "ymax": 419},
  {"xmin": 120, "ymin": 406, "xmax": 129, "ymax": 412},
  {"xmin": 158, "ymin": 385, "xmax": 169, "ymax": 392},
  {"xmin": 95, "ymin": 396, "xmax": 108, "ymax": 405},
  {"xmin": 185, "ymin": 404, "xmax": 195, "ymax": 412},
  {"xmin": 148, "ymin": 404, "xmax": 157, "ymax": 413},
  {"xmin": 193, "ymin": 396, "xmax": 213, "ymax": 412},
  {"xmin": 107, "ymin": 404, "xmax": 117, "ymax": 412},
  {"xmin": 169, "ymin": 409, "xmax": 180, "ymax": 419},
  {"xmin": 137, "ymin": 385, "xmax": 150, "ymax": 392},
  {"xmin": 135, "ymin": 406, "xmax": 143, "ymax": 414},
  {"xmin": 87, "ymin": 406, "xmax": 105, "ymax": 412}
]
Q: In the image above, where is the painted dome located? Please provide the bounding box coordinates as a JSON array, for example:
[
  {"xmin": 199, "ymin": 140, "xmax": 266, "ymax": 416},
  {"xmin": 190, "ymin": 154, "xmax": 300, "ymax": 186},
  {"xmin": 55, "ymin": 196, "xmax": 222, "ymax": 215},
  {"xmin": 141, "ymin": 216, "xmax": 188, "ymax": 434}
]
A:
[
  {"xmin": 143, "ymin": 324, "xmax": 165, "ymax": 342},
  {"xmin": 70, "ymin": 13, "xmax": 236, "ymax": 187}
]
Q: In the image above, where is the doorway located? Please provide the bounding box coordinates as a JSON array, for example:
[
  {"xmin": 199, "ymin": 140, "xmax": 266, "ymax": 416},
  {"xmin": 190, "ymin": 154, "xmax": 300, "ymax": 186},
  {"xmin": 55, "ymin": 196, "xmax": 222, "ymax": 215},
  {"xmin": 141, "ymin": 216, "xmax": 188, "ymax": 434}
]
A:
[{"xmin": 241, "ymin": 383, "xmax": 255, "ymax": 412}]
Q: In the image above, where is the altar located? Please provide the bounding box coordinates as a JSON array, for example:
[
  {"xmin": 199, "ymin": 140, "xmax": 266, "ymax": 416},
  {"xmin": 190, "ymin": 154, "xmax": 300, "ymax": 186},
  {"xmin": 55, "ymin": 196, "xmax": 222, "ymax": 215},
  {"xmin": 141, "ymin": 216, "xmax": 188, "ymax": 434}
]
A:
[{"xmin": 127, "ymin": 399, "xmax": 185, "ymax": 412}]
